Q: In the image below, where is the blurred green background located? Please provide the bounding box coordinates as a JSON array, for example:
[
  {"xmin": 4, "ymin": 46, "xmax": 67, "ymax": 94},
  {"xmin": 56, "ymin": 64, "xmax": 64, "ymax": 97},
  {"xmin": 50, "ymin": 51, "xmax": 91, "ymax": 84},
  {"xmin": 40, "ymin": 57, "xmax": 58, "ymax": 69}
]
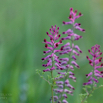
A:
[{"xmin": 0, "ymin": 0, "xmax": 103, "ymax": 103}]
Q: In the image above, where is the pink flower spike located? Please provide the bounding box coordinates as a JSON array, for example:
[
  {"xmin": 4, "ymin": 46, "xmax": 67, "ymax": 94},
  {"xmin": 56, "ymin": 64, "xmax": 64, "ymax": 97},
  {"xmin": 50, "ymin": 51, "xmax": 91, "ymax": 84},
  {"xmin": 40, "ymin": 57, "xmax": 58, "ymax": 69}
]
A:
[
  {"xmin": 53, "ymin": 8, "xmax": 85, "ymax": 101},
  {"xmin": 84, "ymin": 44, "xmax": 103, "ymax": 86},
  {"xmin": 42, "ymin": 25, "xmax": 63, "ymax": 74}
]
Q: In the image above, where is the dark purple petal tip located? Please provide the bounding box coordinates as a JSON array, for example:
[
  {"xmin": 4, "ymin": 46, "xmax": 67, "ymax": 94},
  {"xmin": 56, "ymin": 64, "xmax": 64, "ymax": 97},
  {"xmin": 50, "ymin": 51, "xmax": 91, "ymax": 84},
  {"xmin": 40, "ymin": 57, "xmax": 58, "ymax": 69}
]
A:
[{"xmin": 70, "ymin": 8, "xmax": 73, "ymax": 11}]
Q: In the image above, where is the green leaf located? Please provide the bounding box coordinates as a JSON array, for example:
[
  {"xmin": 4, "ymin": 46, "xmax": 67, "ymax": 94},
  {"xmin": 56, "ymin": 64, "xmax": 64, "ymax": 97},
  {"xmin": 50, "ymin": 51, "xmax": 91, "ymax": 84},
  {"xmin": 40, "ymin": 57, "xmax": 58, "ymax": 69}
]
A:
[
  {"xmin": 42, "ymin": 72, "xmax": 44, "ymax": 74},
  {"xmin": 47, "ymin": 75, "xmax": 50, "ymax": 79},
  {"xmin": 36, "ymin": 69, "xmax": 38, "ymax": 72},
  {"xmin": 51, "ymin": 78, "xmax": 54, "ymax": 81},
  {"xmin": 39, "ymin": 70, "xmax": 41, "ymax": 73},
  {"xmin": 84, "ymin": 101, "xmax": 87, "ymax": 103},
  {"xmin": 89, "ymin": 94, "xmax": 92, "ymax": 97},
  {"xmin": 83, "ymin": 88, "xmax": 86, "ymax": 91},
  {"xmin": 100, "ymin": 85, "xmax": 103, "ymax": 87},
  {"xmin": 40, "ymin": 76, "xmax": 43, "ymax": 78},
  {"xmin": 86, "ymin": 85, "xmax": 91, "ymax": 88}
]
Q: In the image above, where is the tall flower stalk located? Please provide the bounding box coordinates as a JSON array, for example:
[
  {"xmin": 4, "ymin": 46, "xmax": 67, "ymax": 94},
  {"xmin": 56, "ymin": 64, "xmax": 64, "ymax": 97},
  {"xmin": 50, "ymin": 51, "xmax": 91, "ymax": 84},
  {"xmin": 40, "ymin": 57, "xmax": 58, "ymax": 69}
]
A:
[
  {"xmin": 81, "ymin": 44, "xmax": 103, "ymax": 103},
  {"xmin": 53, "ymin": 8, "xmax": 85, "ymax": 103},
  {"xmin": 41, "ymin": 25, "xmax": 63, "ymax": 103}
]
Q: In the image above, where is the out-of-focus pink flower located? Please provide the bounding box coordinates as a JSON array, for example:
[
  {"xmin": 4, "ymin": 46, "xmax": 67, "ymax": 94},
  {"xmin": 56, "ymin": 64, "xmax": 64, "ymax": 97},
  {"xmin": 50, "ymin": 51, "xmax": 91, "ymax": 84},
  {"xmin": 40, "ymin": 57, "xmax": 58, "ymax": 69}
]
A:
[{"xmin": 83, "ymin": 44, "xmax": 103, "ymax": 86}]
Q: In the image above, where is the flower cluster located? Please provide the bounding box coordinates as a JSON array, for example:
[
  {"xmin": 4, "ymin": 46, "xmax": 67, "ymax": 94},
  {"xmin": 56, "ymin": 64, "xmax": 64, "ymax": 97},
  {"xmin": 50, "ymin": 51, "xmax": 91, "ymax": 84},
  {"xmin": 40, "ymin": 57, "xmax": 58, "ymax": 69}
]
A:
[
  {"xmin": 83, "ymin": 44, "xmax": 103, "ymax": 86},
  {"xmin": 41, "ymin": 25, "xmax": 62, "ymax": 72},
  {"xmin": 39, "ymin": 7, "xmax": 103, "ymax": 103},
  {"xmin": 52, "ymin": 8, "xmax": 85, "ymax": 103}
]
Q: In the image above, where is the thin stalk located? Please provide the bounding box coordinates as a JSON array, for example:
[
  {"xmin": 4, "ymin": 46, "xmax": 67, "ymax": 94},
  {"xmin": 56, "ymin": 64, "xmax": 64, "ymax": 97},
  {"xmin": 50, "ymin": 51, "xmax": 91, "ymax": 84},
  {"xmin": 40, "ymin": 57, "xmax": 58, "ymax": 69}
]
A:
[
  {"xmin": 81, "ymin": 89, "xmax": 93, "ymax": 103},
  {"xmin": 51, "ymin": 38, "xmax": 55, "ymax": 103},
  {"xmin": 38, "ymin": 72, "xmax": 52, "ymax": 85},
  {"xmin": 51, "ymin": 70, "xmax": 54, "ymax": 103},
  {"xmin": 92, "ymin": 51, "xmax": 95, "ymax": 91},
  {"xmin": 59, "ymin": 24, "xmax": 75, "ymax": 102},
  {"xmin": 81, "ymin": 85, "xmax": 103, "ymax": 103}
]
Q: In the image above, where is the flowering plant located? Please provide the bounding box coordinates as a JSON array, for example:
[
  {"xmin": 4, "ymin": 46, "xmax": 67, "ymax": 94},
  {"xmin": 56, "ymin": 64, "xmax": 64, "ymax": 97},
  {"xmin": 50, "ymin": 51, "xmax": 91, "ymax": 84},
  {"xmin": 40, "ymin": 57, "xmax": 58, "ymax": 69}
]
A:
[
  {"xmin": 80, "ymin": 45, "xmax": 103, "ymax": 103},
  {"xmin": 36, "ymin": 7, "xmax": 103, "ymax": 103}
]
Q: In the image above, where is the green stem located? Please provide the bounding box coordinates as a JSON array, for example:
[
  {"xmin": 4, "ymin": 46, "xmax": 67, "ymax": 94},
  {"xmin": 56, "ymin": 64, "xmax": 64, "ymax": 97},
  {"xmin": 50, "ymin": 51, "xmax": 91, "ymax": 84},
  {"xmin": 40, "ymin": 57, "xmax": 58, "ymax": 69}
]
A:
[
  {"xmin": 92, "ymin": 56, "xmax": 95, "ymax": 91},
  {"xmin": 51, "ymin": 70, "xmax": 54, "ymax": 103},
  {"xmin": 59, "ymin": 24, "xmax": 75, "ymax": 102},
  {"xmin": 51, "ymin": 38, "xmax": 55, "ymax": 103},
  {"xmin": 81, "ymin": 90, "xmax": 93, "ymax": 103},
  {"xmin": 37, "ymin": 72, "xmax": 51, "ymax": 85},
  {"xmin": 81, "ymin": 85, "xmax": 103, "ymax": 103}
]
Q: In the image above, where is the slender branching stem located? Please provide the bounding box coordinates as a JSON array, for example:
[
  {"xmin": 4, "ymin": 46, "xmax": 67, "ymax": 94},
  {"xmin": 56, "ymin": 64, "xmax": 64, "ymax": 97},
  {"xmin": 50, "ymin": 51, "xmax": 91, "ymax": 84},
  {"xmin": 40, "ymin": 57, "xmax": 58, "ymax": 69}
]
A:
[
  {"xmin": 81, "ymin": 89, "xmax": 93, "ymax": 103},
  {"xmin": 38, "ymin": 73, "xmax": 52, "ymax": 85},
  {"xmin": 81, "ymin": 85, "xmax": 103, "ymax": 103},
  {"xmin": 51, "ymin": 70, "xmax": 54, "ymax": 103}
]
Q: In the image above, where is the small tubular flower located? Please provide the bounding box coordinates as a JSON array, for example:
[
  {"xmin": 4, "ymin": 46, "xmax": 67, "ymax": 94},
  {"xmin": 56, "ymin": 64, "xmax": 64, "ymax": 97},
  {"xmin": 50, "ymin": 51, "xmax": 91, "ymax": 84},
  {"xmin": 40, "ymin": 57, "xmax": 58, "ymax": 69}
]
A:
[{"xmin": 83, "ymin": 44, "xmax": 103, "ymax": 86}]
